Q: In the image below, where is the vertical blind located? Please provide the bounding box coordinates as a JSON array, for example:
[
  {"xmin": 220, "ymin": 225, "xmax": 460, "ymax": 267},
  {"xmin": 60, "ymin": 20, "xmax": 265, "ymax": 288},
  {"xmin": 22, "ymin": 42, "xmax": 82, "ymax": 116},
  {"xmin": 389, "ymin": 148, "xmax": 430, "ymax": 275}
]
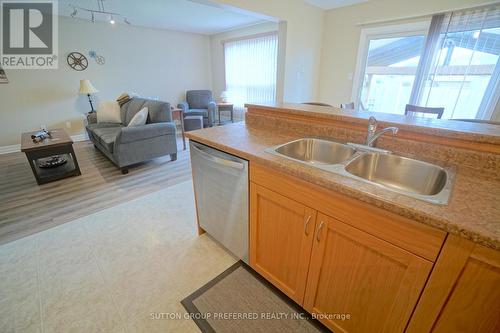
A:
[
  {"xmin": 224, "ymin": 34, "xmax": 278, "ymax": 108},
  {"xmin": 413, "ymin": 5, "xmax": 500, "ymax": 119}
]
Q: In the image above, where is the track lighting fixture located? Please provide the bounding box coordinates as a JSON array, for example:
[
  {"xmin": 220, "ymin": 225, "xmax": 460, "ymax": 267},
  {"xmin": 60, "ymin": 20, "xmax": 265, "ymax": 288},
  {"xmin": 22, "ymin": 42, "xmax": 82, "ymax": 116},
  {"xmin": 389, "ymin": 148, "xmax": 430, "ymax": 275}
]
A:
[{"xmin": 69, "ymin": 0, "xmax": 130, "ymax": 26}]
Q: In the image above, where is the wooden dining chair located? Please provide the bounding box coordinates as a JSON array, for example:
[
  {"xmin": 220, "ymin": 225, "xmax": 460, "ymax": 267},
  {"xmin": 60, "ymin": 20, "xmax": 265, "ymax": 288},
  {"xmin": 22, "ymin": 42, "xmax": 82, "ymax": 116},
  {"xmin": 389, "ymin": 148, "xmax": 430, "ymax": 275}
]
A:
[
  {"xmin": 302, "ymin": 102, "xmax": 333, "ymax": 107},
  {"xmin": 340, "ymin": 102, "xmax": 355, "ymax": 109},
  {"xmin": 405, "ymin": 104, "xmax": 444, "ymax": 119}
]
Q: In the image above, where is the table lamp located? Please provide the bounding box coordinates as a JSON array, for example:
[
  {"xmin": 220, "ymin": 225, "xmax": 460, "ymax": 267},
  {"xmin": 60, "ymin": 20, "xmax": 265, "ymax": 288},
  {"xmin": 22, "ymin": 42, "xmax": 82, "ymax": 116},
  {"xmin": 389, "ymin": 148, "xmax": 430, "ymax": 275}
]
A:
[
  {"xmin": 220, "ymin": 91, "xmax": 228, "ymax": 103},
  {"xmin": 79, "ymin": 79, "xmax": 98, "ymax": 112}
]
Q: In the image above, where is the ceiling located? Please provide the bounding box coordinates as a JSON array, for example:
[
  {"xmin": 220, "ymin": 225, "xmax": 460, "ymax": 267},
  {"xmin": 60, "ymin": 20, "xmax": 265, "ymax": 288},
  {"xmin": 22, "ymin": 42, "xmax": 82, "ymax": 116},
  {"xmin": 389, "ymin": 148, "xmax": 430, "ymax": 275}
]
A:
[
  {"xmin": 58, "ymin": 0, "xmax": 268, "ymax": 35},
  {"xmin": 304, "ymin": 0, "xmax": 369, "ymax": 10}
]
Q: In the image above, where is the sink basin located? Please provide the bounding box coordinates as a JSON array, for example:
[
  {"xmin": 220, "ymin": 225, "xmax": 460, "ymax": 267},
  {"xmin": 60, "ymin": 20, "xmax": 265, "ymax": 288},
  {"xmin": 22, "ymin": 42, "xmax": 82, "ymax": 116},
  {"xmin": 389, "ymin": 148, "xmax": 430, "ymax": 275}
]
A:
[
  {"xmin": 274, "ymin": 138, "xmax": 356, "ymax": 165},
  {"xmin": 345, "ymin": 153, "xmax": 448, "ymax": 196},
  {"xmin": 266, "ymin": 138, "xmax": 453, "ymax": 204}
]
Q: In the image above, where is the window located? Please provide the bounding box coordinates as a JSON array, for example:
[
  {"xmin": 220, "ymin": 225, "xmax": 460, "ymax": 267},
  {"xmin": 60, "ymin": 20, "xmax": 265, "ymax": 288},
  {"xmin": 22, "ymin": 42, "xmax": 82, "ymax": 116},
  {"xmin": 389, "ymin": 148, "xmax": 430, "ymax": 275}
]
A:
[
  {"xmin": 224, "ymin": 33, "xmax": 278, "ymax": 109},
  {"xmin": 359, "ymin": 34, "xmax": 427, "ymax": 114},
  {"xmin": 352, "ymin": 22, "xmax": 430, "ymax": 114},
  {"xmin": 353, "ymin": 5, "xmax": 500, "ymax": 120}
]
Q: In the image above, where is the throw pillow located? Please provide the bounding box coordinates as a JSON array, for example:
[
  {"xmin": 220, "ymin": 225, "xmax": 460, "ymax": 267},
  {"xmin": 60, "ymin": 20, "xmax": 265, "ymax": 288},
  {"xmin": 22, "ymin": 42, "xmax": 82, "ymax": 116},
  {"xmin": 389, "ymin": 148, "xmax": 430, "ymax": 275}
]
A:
[
  {"xmin": 127, "ymin": 107, "xmax": 148, "ymax": 127},
  {"xmin": 97, "ymin": 101, "xmax": 121, "ymax": 123}
]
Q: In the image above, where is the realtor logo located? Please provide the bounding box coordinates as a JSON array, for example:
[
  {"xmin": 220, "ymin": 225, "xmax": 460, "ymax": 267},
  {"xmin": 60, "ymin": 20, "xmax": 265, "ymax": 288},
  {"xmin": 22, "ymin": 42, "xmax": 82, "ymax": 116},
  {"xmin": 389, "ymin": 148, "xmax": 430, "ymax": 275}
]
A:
[{"xmin": 1, "ymin": 0, "xmax": 58, "ymax": 69}]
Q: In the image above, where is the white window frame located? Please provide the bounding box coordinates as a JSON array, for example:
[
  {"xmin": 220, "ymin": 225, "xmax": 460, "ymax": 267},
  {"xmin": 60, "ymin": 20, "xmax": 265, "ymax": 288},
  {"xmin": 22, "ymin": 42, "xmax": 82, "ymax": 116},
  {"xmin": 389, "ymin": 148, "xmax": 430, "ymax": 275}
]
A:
[{"xmin": 351, "ymin": 21, "xmax": 431, "ymax": 108}]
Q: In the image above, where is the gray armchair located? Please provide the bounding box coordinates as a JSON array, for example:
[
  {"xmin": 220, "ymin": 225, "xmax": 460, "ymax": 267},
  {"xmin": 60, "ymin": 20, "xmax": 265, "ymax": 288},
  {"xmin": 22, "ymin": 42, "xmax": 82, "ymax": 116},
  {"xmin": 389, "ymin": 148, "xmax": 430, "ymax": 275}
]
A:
[
  {"xmin": 177, "ymin": 90, "xmax": 216, "ymax": 127},
  {"xmin": 86, "ymin": 98, "xmax": 177, "ymax": 174}
]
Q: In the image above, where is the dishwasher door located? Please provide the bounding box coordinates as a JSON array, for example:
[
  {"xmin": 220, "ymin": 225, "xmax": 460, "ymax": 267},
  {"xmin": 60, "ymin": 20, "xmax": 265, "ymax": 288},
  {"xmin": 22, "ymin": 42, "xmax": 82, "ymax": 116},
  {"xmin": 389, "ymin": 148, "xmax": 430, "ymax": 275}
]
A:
[{"xmin": 190, "ymin": 141, "xmax": 249, "ymax": 263}]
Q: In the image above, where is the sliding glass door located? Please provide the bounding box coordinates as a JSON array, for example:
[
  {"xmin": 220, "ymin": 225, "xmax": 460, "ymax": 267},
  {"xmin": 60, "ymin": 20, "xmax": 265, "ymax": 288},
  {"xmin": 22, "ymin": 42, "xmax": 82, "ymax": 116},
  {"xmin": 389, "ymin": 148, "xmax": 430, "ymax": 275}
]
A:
[{"xmin": 354, "ymin": 4, "xmax": 500, "ymax": 120}]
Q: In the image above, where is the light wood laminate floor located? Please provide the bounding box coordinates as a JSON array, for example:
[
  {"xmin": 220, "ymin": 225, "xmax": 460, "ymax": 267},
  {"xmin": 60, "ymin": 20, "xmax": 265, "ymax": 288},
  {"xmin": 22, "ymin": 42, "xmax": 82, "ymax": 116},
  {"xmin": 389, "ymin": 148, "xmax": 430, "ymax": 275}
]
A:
[
  {"xmin": 0, "ymin": 139, "xmax": 191, "ymax": 245},
  {"xmin": 0, "ymin": 180, "xmax": 236, "ymax": 333}
]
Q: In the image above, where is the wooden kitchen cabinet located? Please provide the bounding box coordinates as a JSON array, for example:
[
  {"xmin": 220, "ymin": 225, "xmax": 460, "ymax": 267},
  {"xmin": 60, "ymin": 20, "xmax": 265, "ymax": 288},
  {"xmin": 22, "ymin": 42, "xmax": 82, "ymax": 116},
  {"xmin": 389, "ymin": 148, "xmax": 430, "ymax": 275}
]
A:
[
  {"xmin": 303, "ymin": 213, "xmax": 433, "ymax": 333},
  {"xmin": 407, "ymin": 235, "xmax": 500, "ymax": 333},
  {"xmin": 249, "ymin": 163, "xmax": 447, "ymax": 332},
  {"xmin": 250, "ymin": 182, "xmax": 317, "ymax": 304}
]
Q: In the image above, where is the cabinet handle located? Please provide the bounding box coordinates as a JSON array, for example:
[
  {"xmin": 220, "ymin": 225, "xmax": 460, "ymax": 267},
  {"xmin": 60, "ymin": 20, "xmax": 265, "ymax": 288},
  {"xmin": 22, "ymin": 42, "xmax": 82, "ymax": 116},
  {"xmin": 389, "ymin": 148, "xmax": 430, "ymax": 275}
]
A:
[
  {"xmin": 304, "ymin": 215, "xmax": 312, "ymax": 235},
  {"xmin": 316, "ymin": 221, "xmax": 325, "ymax": 242}
]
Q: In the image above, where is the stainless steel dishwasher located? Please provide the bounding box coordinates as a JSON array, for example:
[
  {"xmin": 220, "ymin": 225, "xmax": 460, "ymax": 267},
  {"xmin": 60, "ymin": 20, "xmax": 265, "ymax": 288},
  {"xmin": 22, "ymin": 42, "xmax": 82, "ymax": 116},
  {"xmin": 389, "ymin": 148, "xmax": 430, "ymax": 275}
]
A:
[{"xmin": 190, "ymin": 141, "xmax": 249, "ymax": 263}]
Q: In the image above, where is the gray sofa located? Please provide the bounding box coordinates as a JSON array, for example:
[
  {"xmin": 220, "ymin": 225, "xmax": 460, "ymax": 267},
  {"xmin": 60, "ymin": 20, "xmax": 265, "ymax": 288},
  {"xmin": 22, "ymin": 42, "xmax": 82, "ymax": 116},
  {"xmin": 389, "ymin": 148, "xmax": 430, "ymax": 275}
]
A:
[
  {"xmin": 86, "ymin": 98, "xmax": 177, "ymax": 174},
  {"xmin": 177, "ymin": 90, "xmax": 216, "ymax": 127}
]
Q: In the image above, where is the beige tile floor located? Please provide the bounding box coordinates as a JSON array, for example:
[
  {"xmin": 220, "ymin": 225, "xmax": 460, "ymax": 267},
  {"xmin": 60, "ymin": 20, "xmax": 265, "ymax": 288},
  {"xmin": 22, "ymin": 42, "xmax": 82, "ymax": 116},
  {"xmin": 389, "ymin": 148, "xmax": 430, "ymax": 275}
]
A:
[{"xmin": 0, "ymin": 180, "xmax": 237, "ymax": 333}]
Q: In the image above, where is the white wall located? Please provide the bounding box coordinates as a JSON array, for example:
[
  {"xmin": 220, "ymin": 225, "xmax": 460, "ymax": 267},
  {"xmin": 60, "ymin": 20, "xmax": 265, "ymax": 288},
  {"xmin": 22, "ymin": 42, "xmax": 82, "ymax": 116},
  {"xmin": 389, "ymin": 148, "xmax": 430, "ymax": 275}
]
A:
[
  {"xmin": 318, "ymin": 0, "xmax": 494, "ymax": 107},
  {"xmin": 209, "ymin": 22, "xmax": 279, "ymax": 100},
  {"xmin": 0, "ymin": 16, "xmax": 212, "ymax": 146},
  {"xmin": 211, "ymin": 0, "xmax": 325, "ymax": 103}
]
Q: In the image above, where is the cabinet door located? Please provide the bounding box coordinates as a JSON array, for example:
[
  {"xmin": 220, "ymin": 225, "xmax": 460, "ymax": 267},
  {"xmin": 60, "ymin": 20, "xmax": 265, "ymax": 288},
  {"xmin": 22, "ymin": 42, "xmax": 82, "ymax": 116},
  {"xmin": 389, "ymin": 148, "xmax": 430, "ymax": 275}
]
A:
[
  {"xmin": 304, "ymin": 213, "xmax": 433, "ymax": 333},
  {"xmin": 407, "ymin": 235, "xmax": 500, "ymax": 333},
  {"xmin": 250, "ymin": 183, "xmax": 317, "ymax": 305}
]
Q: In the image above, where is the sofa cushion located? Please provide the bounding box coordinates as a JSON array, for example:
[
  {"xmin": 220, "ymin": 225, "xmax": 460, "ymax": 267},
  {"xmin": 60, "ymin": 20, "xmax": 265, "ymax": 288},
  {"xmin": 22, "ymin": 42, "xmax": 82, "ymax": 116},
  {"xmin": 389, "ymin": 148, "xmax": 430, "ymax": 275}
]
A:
[
  {"xmin": 144, "ymin": 100, "xmax": 171, "ymax": 123},
  {"xmin": 86, "ymin": 122, "xmax": 121, "ymax": 131},
  {"xmin": 185, "ymin": 109, "xmax": 208, "ymax": 117},
  {"xmin": 186, "ymin": 90, "xmax": 213, "ymax": 109},
  {"xmin": 120, "ymin": 98, "xmax": 172, "ymax": 125},
  {"xmin": 117, "ymin": 122, "xmax": 176, "ymax": 144},
  {"xmin": 86, "ymin": 122, "xmax": 120, "ymax": 141},
  {"xmin": 92, "ymin": 127, "xmax": 123, "ymax": 153},
  {"xmin": 121, "ymin": 98, "xmax": 147, "ymax": 125}
]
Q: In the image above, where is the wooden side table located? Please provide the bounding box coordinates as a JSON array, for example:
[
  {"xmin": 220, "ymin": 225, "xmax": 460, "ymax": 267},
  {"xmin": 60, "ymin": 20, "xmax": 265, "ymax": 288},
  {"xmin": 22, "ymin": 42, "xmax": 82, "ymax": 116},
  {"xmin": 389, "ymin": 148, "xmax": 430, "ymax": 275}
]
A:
[
  {"xmin": 217, "ymin": 103, "xmax": 234, "ymax": 124},
  {"xmin": 171, "ymin": 107, "xmax": 186, "ymax": 150},
  {"xmin": 21, "ymin": 129, "xmax": 81, "ymax": 185}
]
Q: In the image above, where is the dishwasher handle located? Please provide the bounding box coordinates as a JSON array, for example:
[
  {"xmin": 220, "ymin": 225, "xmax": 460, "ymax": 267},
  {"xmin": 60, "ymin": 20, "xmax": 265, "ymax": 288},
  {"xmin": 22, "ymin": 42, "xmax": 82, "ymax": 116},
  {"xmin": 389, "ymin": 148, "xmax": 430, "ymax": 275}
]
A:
[{"xmin": 191, "ymin": 144, "xmax": 245, "ymax": 170}]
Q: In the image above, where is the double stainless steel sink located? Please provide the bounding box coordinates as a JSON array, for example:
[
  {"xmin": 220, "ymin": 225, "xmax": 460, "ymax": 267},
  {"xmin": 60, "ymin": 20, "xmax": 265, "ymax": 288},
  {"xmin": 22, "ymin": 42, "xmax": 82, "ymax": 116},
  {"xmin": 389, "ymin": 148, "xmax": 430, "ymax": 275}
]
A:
[{"xmin": 267, "ymin": 138, "xmax": 453, "ymax": 205}]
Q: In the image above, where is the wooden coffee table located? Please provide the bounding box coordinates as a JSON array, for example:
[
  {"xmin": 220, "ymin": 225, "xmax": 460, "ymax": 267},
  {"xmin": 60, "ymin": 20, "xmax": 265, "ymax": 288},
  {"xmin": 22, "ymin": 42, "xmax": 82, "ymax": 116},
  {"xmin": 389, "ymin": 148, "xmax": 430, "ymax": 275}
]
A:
[{"xmin": 21, "ymin": 129, "xmax": 81, "ymax": 185}]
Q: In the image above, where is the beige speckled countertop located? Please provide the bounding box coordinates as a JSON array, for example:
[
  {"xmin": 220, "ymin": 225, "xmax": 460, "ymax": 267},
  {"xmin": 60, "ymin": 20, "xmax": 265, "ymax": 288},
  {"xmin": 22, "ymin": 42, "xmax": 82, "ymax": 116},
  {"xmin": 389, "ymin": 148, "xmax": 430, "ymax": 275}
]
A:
[
  {"xmin": 187, "ymin": 122, "xmax": 500, "ymax": 251},
  {"xmin": 246, "ymin": 102, "xmax": 500, "ymax": 145}
]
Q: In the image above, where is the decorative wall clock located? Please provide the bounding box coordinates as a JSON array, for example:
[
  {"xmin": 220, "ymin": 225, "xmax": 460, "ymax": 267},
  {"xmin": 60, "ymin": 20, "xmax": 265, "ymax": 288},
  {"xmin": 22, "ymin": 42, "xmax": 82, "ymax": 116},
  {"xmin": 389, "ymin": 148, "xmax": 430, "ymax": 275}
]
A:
[
  {"xmin": 95, "ymin": 55, "xmax": 105, "ymax": 65},
  {"xmin": 67, "ymin": 52, "xmax": 88, "ymax": 71}
]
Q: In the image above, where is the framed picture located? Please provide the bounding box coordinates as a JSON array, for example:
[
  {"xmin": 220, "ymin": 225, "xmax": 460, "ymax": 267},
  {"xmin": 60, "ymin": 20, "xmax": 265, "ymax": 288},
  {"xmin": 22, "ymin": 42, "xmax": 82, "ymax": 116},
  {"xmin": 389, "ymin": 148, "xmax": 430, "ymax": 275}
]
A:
[{"xmin": 0, "ymin": 68, "xmax": 8, "ymax": 83}]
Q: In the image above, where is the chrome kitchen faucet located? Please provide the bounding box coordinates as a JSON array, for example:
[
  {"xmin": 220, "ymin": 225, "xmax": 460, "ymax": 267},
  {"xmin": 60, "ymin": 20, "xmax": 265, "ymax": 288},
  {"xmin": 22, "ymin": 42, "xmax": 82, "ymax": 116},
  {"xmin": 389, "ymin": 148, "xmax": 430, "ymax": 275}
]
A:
[{"xmin": 365, "ymin": 116, "xmax": 399, "ymax": 147}]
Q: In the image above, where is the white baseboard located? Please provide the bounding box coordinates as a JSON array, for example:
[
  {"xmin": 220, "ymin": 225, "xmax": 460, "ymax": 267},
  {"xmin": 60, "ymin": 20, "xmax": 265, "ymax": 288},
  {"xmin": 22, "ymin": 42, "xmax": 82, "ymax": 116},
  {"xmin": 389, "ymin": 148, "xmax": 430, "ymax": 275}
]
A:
[{"xmin": 0, "ymin": 132, "xmax": 88, "ymax": 155}]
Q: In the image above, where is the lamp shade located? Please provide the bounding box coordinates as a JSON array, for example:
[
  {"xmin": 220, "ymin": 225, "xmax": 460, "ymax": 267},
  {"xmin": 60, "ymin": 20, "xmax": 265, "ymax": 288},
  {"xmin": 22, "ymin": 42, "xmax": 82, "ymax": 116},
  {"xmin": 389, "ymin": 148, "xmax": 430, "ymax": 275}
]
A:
[
  {"xmin": 79, "ymin": 79, "xmax": 98, "ymax": 94},
  {"xmin": 220, "ymin": 90, "xmax": 228, "ymax": 102}
]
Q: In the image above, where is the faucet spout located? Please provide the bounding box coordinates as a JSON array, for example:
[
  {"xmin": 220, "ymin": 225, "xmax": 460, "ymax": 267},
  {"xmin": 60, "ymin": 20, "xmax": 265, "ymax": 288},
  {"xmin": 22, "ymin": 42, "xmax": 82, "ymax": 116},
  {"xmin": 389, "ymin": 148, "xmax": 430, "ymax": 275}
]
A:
[{"xmin": 365, "ymin": 116, "xmax": 398, "ymax": 147}]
